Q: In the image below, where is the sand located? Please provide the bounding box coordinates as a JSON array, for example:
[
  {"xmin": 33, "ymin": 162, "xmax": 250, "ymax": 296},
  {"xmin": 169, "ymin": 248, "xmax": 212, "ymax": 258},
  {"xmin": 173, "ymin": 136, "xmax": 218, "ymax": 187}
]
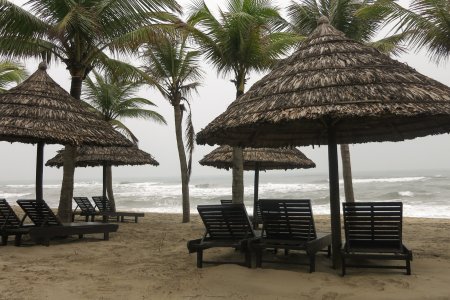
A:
[{"xmin": 0, "ymin": 213, "xmax": 449, "ymax": 300}]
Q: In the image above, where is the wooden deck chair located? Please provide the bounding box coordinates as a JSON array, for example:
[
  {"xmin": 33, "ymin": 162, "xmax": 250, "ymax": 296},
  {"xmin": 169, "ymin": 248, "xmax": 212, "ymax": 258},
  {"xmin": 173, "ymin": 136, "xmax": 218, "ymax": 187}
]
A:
[
  {"xmin": 0, "ymin": 199, "xmax": 34, "ymax": 246},
  {"xmin": 73, "ymin": 197, "xmax": 99, "ymax": 222},
  {"xmin": 252, "ymin": 199, "xmax": 331, "ymax": 272},
  {"xmin": 220, "ymin": 200, "xmax": 262, "ymax": 229},
  {"xmin": 342, "ymin": 202, "xmax": 413, "ymax": 275},
  {"xmin": 92, "ymin": 196, "xmax": 144, "ymax": 223},
  {"xmin": 187, "ymin": 204, "xmax": 255, "ymax": 268},
  {"xmin": 16, "ymin": 199, "xmax": 118, "ymax": 246}
]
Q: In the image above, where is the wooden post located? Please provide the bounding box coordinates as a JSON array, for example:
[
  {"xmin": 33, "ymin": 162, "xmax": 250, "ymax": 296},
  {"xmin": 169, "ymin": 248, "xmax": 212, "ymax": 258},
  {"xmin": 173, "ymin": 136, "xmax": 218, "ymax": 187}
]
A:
[
  {"xmin": 36, "ymin": 142, "xmax": 45, "ymax": 202},
  {"xmin": 328, "ymin": 123, "xmax": 342, "ymax": 269},
  {"xmin": 253, "ymin": 164, "xmax": 260, "ymax": 228},
  {"xmin": 102, "ymin": 162, "xmax": 107, "ymax": 199}
]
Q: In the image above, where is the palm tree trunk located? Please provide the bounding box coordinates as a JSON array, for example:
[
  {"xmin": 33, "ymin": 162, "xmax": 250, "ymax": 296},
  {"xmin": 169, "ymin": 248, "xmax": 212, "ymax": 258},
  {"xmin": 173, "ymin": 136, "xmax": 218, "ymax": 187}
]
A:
[
  {"xmin": 232, "ymin": 147, "xmax": 244, "ymax": 203},
  {"xmin": 58, "ymin": 74, "xmax": 83, "ymax": 222},
  {"xmin": 106, "ymin": 165, "xmax": 116, "ymax": 211},
  {"xmin": 340, "ymin": 144, "xmax": 355, "ymax": 202},
  {"xmin": 174, "ymin": 104, "xmax": 190, "ymax": 223},
  {"xmin": 232, "ymin": 72, "xmax": 245, "ymax": 203},
  {"xmin": 58, "ymin": 145, "xmax": 76, "ymax": 221}
]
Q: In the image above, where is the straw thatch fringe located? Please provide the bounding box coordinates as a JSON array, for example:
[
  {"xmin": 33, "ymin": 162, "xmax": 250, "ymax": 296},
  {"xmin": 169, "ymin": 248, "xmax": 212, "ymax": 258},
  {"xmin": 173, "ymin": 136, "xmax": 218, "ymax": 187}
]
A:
[
  {"xmin": 199, "ymin": 145, "xmax": 315, "ymax": 171},
  {"xmin": 0, "ymin": 63, "xmax": 132, "ymax": 146},
  {"xmin": 46, "ymin": 146, "xmax": 159, "ymax": 168},
  {"xmin": 196, "ymin": 17, "xmax": 450, "ymax": 147}
]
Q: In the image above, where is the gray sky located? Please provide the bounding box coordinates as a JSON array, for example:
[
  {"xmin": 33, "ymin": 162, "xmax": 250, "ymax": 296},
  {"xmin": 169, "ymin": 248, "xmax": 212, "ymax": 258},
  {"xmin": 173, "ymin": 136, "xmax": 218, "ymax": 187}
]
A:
[{"xmin": 1, "ymin": 0, "xmax": 449, "ymax": 183}]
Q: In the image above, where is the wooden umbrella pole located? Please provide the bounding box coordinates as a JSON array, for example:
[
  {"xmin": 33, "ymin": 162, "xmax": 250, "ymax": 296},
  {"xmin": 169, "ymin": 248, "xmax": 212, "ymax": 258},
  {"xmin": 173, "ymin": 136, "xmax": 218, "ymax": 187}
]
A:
[
  {"xmin": 327, "ymin": 123, "xmax": 342, "ymax": 269},
  {"xmin": 102, "ymin": 162, "xmax": 107, "ymax": 199},
  {"xmin": 36, "ymin": 142, "xmax": 45, "ymax": 202},
  {"xmin": 253, "ymin": 164, "xmax": 260, "ymax": 228}
]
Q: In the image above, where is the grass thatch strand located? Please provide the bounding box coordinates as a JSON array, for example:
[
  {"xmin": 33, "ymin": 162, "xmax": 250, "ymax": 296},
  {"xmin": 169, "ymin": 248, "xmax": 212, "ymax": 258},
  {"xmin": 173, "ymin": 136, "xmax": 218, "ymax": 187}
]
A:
[
  {"xmin": 46, "ymin": 145, "xmax": 159, "ymax": 168},
  {"xmin": 199, "ymin": 145, "xmax": 315, "ymax": 171},
  {"xmin": 196, "ymin": 17, "xmax": 450, "ymax": 147},
  {"xmin": 0, "ymin": 63, "xmax": 132, "ymax": 146}
]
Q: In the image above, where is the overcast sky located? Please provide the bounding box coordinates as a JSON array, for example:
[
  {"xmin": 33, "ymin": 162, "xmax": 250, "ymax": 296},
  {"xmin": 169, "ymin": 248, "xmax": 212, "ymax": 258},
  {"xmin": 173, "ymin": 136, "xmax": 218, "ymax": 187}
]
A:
[{"xmin": 1, "ymin": 0, "xmax": 449, "ymax": 183}]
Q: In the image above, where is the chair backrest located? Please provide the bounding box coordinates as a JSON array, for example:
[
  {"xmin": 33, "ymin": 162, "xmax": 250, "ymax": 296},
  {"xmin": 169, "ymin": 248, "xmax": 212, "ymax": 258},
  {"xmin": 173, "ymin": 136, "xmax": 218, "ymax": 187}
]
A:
[
  {"xmin": 343, "ymin": 202, "xmax": 403, "ymax": 250},
  {"xmin": 92, "ymin": 196, "xmax": 113, "ymax": 212},
  {"xmin": 73, "ymin": 197, "xmax": 96, "ymax": 213},
  {"xmin": 259, "ymin": 199, "xmax": 317, "ymax": 241},
  {"xmin": 16, "ymin": 199, "xmax": 62, "ymax": 227},
  {"xmin": 0, "ymin": 199, "xmax": 21, "ymax": 228},
  {"xmin": 220, "ymin": 200, "xmax": 232, "ymax": 204},
  {"xmin": 198, "ymin": 204, "xmax": 255, "ymax": 240}
]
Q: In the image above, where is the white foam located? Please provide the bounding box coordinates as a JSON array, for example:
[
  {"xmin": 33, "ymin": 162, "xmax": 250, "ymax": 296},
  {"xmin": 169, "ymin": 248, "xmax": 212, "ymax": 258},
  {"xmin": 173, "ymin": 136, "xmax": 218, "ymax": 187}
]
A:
[
  {"xmin": 399, "ymin": 191, "xmax": 414, "ymax": 197},
  {"xmin": 351, "ymin": 177, "xmax": 427, "ymax": 184}
]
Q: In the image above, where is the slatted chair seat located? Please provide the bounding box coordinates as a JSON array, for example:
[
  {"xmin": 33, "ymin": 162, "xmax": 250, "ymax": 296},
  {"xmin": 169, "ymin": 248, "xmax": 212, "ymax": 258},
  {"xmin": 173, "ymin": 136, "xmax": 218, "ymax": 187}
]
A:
[
  {"xmin": 220, "ymin": 199, "xmax": 263, "ymax": 229},
  {"xmin": 16, "ymin": 199, "xmax": 118, "ymax": 246},
  {"xmin": 73, "ymin": 197, "xmax": 99, "ymax": 221},
  {"xmin": 251, "ymin": 199, "xmax": 331, "ymax": 273},
  {"xmin": 342, "ymin": 202, "xmax": 413, "ymax": 275},
  {"xmin": 0, "ymin": 199, "xmax": 34, "ymax": 246},
  {"xmin": 187, "ymin": 204, "xmax": 255, "ymax": 268},
  {"xmin": 92, "ymin": 196, "xmax": 144, "ymax": 223}
]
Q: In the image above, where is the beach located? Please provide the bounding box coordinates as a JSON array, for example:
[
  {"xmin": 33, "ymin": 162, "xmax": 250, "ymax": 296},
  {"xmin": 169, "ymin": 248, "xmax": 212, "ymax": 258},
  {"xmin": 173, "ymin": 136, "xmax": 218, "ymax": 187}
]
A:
[{"xmin": 1, "ymin": 213, "xmax": 449, "ymax": 300}]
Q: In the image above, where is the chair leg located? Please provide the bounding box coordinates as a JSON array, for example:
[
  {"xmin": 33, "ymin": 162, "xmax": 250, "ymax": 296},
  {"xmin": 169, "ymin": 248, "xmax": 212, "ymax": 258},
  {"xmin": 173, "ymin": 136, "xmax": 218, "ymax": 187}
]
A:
[
  {"xmin": 284, "ymin": 249, "xmax": 289, "ymax": 256},
  {"xmin": 327, "ymin": 245, "xmax": 331, "ymax": 258},
  {"xmin": 309, "ymin": 255, "xmax": 316, "ymax": 273},
  {"xmin": 341, "ymin": 255, "xmax": 346, "ymax": 276},
  {"xmin": 85, "ymin": 215, "xmax": 89, "ymax": 222},
  {"xmin": 104, "ymin": 232, "xmax": 110, "ymax": 241},
  {"xmin": 245, "ymin": 250, "xmax": 251, "ymax": 268},
  {"xmin": 406, "ymin": 258, "xmax": 411, "ymax": 275},
  {"xmin": 1, "ymin": 235, "xmax": 7, "ymax": 246},
  {"xmin": 256, "ymin": 249, "xmax": 262, "ymax": 267},
  {"xmin": 78, "ymin": 234, "xmax": 83, "ymax": 239},
  {"xmin": 14, "ymin": 234, "xmax": 22, "ymax": 246},
  {"xmin": 197, "ymin": 250, "xmax": 203, "ymax": 268},
  {"xmin": 135, "ymin": 216, "xmax": 138, "ymax": 223}
]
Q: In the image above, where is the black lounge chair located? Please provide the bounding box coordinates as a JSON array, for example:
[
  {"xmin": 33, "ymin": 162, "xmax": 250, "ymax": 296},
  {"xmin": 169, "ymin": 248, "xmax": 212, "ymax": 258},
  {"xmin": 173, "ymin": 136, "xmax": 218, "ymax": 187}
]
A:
[
  {"xmin": 73, "ymin": 197, "xmax": 99, "ymax": 222},
  {"xmin": 342, "ymin": 202, "xmax": 413, "ymax": 275},
  {"xmin": 251, "ymin": 199, "xmax": 331, "ymax": 273},
  {"xmin": 0, "ymin": 199, "xmax": 34, "ymax": 246},
  {"xmin": 187, "ymin": 204, "xmax": 255, "ymax": 268},
  {"xmin": 16, "ymin": 199, "xmax": 118, "ymax": 246},
  {"xmin": 92, "ymin": 196, "xmax": 144, "ymax": 223}
]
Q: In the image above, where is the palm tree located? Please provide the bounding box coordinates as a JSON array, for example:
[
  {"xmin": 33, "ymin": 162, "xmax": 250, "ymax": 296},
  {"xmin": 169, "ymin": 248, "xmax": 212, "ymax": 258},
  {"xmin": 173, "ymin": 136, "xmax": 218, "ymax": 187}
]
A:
[
  {"xmin": 0, "ymin": 0, "xmax": 180, "ymax": 221},
  {"xmin": 83, "ymin": 70, "xmax": 166, "ymax": 210},
  {"xmin": 0, "ymin": 60, "xmax": 27, "ymax": 92},
  {"xmin": 288, "ymin": 0, "xmax": 407, "ymax": 202},
  {"xmin": 142, "ymin": 33, "xmax": 202, "ymax": 223},
  {"xmin": 189, "ymin": 0, "xmax": 299, "ymax": 203},
  {"xmin": 360, "ymin": 0, "xmax": 450, "ymax": 64}
]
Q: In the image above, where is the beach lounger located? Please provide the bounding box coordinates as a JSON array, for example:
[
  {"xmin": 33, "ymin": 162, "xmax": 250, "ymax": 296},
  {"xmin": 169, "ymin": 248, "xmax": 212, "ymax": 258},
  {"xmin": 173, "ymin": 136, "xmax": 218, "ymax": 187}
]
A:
[
  {"xmin": 342, "ymin": 202, "xmax": 413, "ymax": 275},
  {"xmin": 92, "ymin": 196, "xmax": 144, "ymax": 223},
  {"xmin": 251, "ymin": 199, "xmax": 331, "ymax": 273},
  {"xmin": 16, "ymin": 199, "xmax": 118, "ymax": 246},
  {"xmin": 0, "ymin": 199, "xmax": 34, "ymax": 246},
  {"xmin": 73, "ymin": 197, "xmax": 99, "ymax": 222},
  {"xmin": 187, "ymin": 204, "xmax": 255, "ymax": 268}
]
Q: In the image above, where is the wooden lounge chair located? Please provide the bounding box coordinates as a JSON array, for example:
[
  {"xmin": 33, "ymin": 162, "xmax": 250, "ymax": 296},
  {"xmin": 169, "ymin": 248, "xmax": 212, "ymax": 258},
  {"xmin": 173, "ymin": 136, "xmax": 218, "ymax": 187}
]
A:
[
  {"xmin": 342, "ymin": 202, "xmax": 413, "ymax": 275},
  {"xmin": 92, "ymin": 196, "xmax": 144, "ymax": 223},
  {"xmin": 187, "ymin": 204, "xmax": 255, "ymax": 268},
  {"xmin": 16, "ymin": 199, "xmax": 118, "ymax": 246},
  {"xmin": 73, "ymin": 197, "xmax": 99, "ymax": 222},
  {"xmin": 0, "ymin": 199, "xmax": 34, "ymax": 246},
  {"xmin": 251, "ymin": 199, "xmax": 331, "ymax": 273}
]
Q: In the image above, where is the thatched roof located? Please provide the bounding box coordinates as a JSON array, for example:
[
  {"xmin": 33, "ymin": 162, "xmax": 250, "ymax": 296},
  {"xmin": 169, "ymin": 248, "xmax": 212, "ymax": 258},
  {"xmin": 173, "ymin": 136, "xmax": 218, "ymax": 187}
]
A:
[
  {"xmin": 199, "ymin": 146, "xmax": 315, "ymax": 171},
  {"xmin": 46, "ymin": 145, "xmax": 159, "ymax": 168},
  {"xmin": 0, "ymin": 62, "xmax": 132, "ymax": 146},
  {"xmin": 197, "ymin": 17, "xmax": 450, "ymax": 147}
]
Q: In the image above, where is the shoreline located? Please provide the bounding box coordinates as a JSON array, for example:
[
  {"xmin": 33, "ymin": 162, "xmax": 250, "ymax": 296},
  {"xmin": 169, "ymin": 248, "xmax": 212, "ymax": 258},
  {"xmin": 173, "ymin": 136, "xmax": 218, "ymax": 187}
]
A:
[{"xmin": 0, "ymin": 213, "xmax": 449, "ymax": 299}]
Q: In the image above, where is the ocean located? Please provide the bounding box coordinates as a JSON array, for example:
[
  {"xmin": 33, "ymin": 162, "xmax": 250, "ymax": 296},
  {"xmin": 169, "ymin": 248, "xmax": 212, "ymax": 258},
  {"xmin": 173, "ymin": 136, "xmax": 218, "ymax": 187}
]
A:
[{"xmin": 1, "ymin": 169, "xmax": 449, "ymax": 218}]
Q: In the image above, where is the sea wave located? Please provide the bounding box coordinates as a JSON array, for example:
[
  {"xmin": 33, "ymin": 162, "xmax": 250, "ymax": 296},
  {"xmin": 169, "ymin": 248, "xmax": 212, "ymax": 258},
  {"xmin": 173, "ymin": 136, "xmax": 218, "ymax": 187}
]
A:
[
  {"xmin": 351, "ymin": 177, "xmax": 427, "ymax": 184},
  {"xmin": 398, "ymin": 191, "xmax": 414, "ymax": 197}
]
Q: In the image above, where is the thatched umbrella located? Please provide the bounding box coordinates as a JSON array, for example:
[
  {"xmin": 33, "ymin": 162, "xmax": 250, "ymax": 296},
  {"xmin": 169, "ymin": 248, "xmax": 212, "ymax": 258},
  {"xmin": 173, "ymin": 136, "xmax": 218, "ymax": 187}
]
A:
[
  {"xmin": 46, "ymin": 145, "xmax": 159, "ymax": 199},
  {"xmin": 199, "ymin": 145, "xmax": 315, "ymax": 227},
  {"xmin": 197, "ymin": 17, "xmax": 450, "ymax": 267},
  {"xmin": 0, "ymin": 62, "xmax": 132, "ymax": 201}
]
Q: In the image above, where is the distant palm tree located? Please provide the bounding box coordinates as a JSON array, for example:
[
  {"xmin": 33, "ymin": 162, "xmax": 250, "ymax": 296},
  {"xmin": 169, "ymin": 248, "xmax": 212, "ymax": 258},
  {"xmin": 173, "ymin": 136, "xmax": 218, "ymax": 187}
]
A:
[
  {"xmin": 0, "ymin": 60, "xmax": 27, "ymax": 92},
  {"xmin": 360, "ymin": 0, "xmax": 450, "ymax": 63},
  {"xmin": 0, "ymin": 0, "xmax": 180, "ymax": 221},
  {"xmin": 142, "ymin": 33, "xmax": 203, "ymax": 223},
  {"xmin": 189, "ymin": 0, "xmax": 299, "ymax": 203},
  {"xmin": 83, "ymin": 71, "xmax": 166, "ymax": 209},
  {"xmin": 288, "ymin": 0, "xmax": 407, "ymax": 202}
]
